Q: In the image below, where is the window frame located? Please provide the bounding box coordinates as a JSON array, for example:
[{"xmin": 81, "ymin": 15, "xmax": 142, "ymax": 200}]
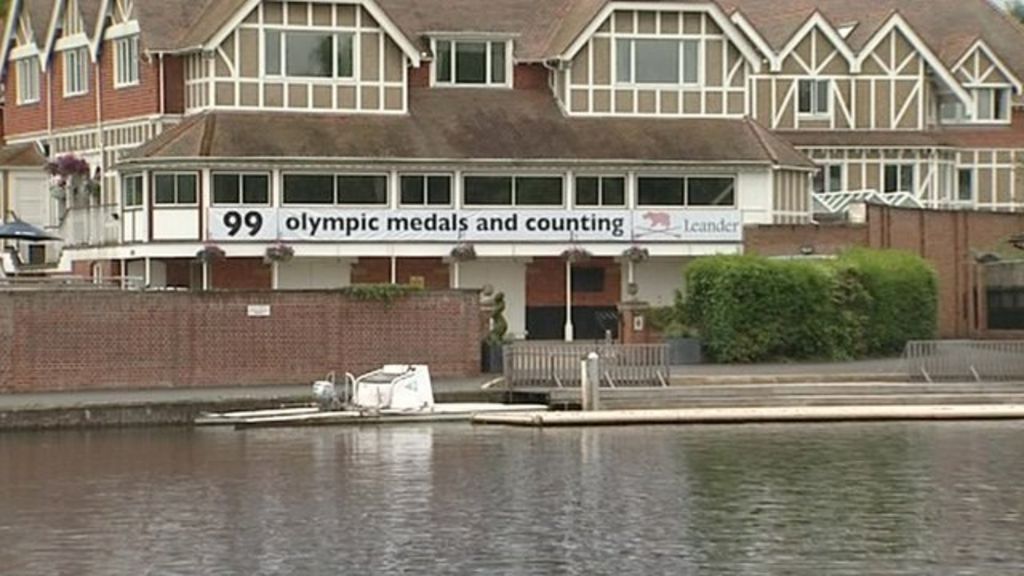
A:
[
  {"xmin": 883, "ymin": 164, "xmax": 916, "ymax": 195},
  {"xmin": 263, "ymin": 29, "xmax": 356, "ymax": 80},
  {"xmin": 431, "ymin": 38, "xmax": 512, "ymax": 88},
  {"xmin": 114, "ymin": 35, "xmax": 140, "ymax": 88},
  {"xmin": 281, "ymin": 172, "xmax": 390, "ymax": 206},
  {"xmin": 957, "ymin": 167, "xmax": 975, "ymax": 203},
  {"xmin": 63, "ymin": 47, "xmax": 90, "ymax": 97},
  {"xmin": 122, "ymin": 173, "xmax": 144, "ymax": 209},
  {"xmin": 614, "ymin": 38, "xmax": 701, "ymax": 87},
  {"xmin": 399, "ymin": 174, "xmax": 454, "ymax": 207},
  {"xmin": 813, "ymin": 164, "xmax": 844, "ymax": 194},
  {"xmin": 462, "ymin": 174, "xmax": 566, "ymax": 207},
  {"xmin": 635, "ymin": 175, "xmax": 738, "ymax": 208},
  {"xmin": 797, "ymin": 78, "xmax": 830, "ymax": 117},
  {"xmin": 151, "ymin": 172, "xmax": 199, "ymax": 206},
  {"xmin": 16, "ymin": 58, "xmax": 40, "ymax": 105},
  {"xmin": 975, "ymin": 88, "xmax": 1011, "ymax": 123},
  {"xmin": 211, "ymin": 172, "xmax": 272, "ymax": 206},
  {"xmin": 574, "ymin": 175, "xmax": 627, "ymax": 208}
]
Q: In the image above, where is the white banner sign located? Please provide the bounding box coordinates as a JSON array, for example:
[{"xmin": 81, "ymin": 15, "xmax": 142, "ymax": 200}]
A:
[{"xmin": 208, "ymin": 208, "xmax": 743, "ymax": 243}]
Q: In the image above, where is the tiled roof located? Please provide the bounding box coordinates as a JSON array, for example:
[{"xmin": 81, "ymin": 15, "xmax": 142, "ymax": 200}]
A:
[
  {"xmin": 125, "ymin": 87, "xmax": 814, "ymax": 169},
  {"xmin": 0, "ymin": 143, "xmax": 46, "ymax": 167}
]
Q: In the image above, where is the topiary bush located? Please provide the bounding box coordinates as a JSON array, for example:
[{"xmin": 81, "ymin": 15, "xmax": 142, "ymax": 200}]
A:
[{"xmin": 683, "ymin": 249, "xmax": 936, "ymax": 363}]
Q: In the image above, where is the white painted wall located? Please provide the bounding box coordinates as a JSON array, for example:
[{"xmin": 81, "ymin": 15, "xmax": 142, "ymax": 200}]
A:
[
  {"xmin": 458, "ymin": 259, "xmax": 528, "ymax": 339},
  {"xmin": 277, "ymin": 258, "xmax": 352, "ymax": 289},
  {"xmin": 151, "ymin": 210, "xmax": 199, "ymax": 241},
  {"xmin": 738, "ymin": 169, "xmax": 774, "ymax": 225},
  {"xmin": 622, "ymin": 257, "xmax": 692, "ymax": 307}
]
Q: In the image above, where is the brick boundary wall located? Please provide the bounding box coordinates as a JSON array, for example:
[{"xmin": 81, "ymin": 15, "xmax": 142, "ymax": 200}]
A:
[{"xmin": 0, "ymin": 290, "xmax": 483, "ymax": 394}]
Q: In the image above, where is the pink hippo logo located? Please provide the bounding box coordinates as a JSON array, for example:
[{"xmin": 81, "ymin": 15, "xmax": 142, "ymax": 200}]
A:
[{"xmin": 642, "ymin": 212, "xmax": 672, "ymax": 229}]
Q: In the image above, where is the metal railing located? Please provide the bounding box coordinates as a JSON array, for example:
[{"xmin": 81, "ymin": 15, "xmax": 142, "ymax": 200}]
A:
[
  {"xmin": 813, "ymin": 190, "xmax": 923, "ymax": 215},
  {"xmin": 904, "ymin": 340, "xmax": 1024, "ymax": 383},
  {"xmin": 0, "ymin": 275, "xmax": 145, "ymax": 291},
  {"xmin": 60, "ymin": 204, "xmax": 120, "ymax": 247},
  {"xmin": 504, "ymin": 342, "xmax": 670, "ymax": 388}
]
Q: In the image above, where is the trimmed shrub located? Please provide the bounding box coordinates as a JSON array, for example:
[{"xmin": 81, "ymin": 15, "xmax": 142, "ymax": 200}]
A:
[{"xmin": 683, "ymin": 249, "xmax": 936, "ymax": 363}]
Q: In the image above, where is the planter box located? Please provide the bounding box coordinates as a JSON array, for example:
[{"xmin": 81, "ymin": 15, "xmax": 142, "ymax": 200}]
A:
[{"xmin": 666, "ymin": 337, "xmax": 703, "ymax": 366}]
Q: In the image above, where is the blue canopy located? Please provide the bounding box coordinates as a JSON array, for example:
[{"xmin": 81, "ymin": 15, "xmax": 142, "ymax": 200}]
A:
[{"xmin": 0, "ymin": 218, "xmax": 62, "ymax": 242}]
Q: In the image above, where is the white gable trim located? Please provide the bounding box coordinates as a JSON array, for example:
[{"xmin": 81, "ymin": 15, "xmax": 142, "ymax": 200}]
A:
[
  {"xmin": 90, "ymin": 0, "xmax": 113, "ymax": 58},
  {"xmin": 774, "ymin": 12, "xmax": 857, "ymax": 73},
  {"xmin": 42, "ymin": 0, "xmax": 68, "ymax": 65},
  {"xmin": 561, "ymin": 1, "xmax": 763, "ymax": 73},
  {"xmin": 855, "ymin": 13, "xmax": 972, "ymax": 105},
  {"xmin": 202, "ymin": 0, "xmax": 422, "ymax": 67},
  {"xmin": 0, "ymin": 0, "xmax": 27, "ymax": 79},
  {"xmin": 952, "ymin": 38, "xmax": 1023, "ymax": 94}
]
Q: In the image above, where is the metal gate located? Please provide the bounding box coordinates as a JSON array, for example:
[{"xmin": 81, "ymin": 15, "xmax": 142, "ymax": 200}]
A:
[
  {"xmin": 904, "ymin": 340, "xmax": 1024, "ymax": 383},
  {"xmin": 503, "ymin": 342, "xmax": 669, "ymax": 388}
]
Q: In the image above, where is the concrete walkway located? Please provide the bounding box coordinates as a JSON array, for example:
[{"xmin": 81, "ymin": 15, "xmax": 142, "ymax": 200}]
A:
[
  {"xmin": 671, "ymin": 357, "xmax": 905, "ymax": 377},
  {"xmin": 0, "ymin": 376, "xmax": 498, "ymax": 411}
]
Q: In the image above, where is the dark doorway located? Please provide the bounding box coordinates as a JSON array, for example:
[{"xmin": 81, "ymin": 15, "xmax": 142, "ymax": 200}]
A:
[{"xmin": 526, "ymin": 306, "xmax": 620, "ymax": 340}]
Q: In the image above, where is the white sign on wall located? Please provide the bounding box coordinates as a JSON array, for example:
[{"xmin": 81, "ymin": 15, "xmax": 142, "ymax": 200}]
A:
[{"xmin": 207, "ymin": 208, "xmax": 743, "ymax": 243}]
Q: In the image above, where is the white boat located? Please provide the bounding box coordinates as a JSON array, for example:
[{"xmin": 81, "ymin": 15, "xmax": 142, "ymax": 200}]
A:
[{"xmin": 195, "ymin": 365, "xmax": 546, "ymax": 428}]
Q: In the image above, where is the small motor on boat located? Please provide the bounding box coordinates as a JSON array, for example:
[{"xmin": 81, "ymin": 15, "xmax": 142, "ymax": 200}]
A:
[{"xmin": 312, "ymin": 378, "xmax": 341, "ymax": 411}]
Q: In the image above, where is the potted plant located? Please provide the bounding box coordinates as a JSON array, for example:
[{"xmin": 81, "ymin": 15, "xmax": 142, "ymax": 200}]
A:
[
  {"xmin": 264, "ymin": 243, "xmax": 295, "ymax": 264},
  {"xmin": 561, "ymin": 247, "xmax": 592, "ymax": 263},
  {"xmin": 623, "ymin": 245, "xmax": 650, "ymax": 263},
  {"xmin": 45, "ymin": 154, "xmax": 97, "ymax": 205},
  {"xmin": 482, "ymin": 292, "xmax": 508, "ymax": 373},
  {"xmin": 449, "ymin": 242, "xmax": 477, "ymax": 263},
  {"xmin": 195, "ymin": 243, "xmax": 227, "ymax": 264}
]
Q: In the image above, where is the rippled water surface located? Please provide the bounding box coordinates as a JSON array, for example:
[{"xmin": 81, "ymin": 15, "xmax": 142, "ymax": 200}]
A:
[{"xmin": 2, "ymin": 422, "xmax": 1024, "ymax": 575}]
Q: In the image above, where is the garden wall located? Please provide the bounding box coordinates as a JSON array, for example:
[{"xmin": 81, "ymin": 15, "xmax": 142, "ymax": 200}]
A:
[{"xmin": 0, "ymin": 290, "xmax": 482, "ymax": 393}]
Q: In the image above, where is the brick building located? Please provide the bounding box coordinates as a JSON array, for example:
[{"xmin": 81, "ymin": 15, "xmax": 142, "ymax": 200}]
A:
[{"xmin": 2, "ymin": 0, "xmax": 1024, "ymax": 340}]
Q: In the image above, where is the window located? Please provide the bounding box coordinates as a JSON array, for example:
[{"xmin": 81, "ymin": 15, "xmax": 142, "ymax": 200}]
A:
[
  {"xmin": 265, "ymin": 31, "xmax": 354, "ymax": 78},
  {"xmin": 616, "ymin": 39, "xmax": 699, "ymax": 85},
  {"xmin": 213, "ymin": 173, "xmax": 270, "ymax": 205},
  {"xmin": 571, "ymin": 268, "xmax": 605, "ymax": 293},
  {"xmin": 122, "ymin": 174, "xmax": 143, "ymax": 208},
  {"xmin": 957, "ymin": 168, "xmax": 974, "ymax": 202},
  {"xmin": 976, "ymin": 88, "xmax": 1010, "ymax": 122},
  {"xmin": 434, "ymin": 40, "xmax": 509, "ymax": 86},
  {"xmin": 575, "ymin": 176, "xmax": 626, "ymax": 207},
  {"xmin": 153, "ymin": 173, "xmax": 198, "ymax": 205},
  {"xmin": 400, "ymin": 175, "xmax": 452, "ymax": 206},
  {"xmin": 64, "ymin": 47, "xmax": 89, "ymax": 96},
  {"xmin": 883, "ymin": 164, "xmax": 915, "ymax": 194},
  {"xmin": 463, "ymin": 176, "xmax": 564, "ymax": 206},
  {"xmin": 16, "ymin": 59, "xmax": 40, "ymax": 104},
  {"xmin": 798, "ymin": 79, "xmax": 830, "ymax": 116},
  {"xmin": 283, "ymin": 174, "xmax": 334, "ymax": 204},
  {"xmin": 115, "ymin": 36, "xmax": 139, "ymax": 87},
  {"xmin": 813, "ymin": 164, "xmax": 844, "ymax": 194},
  {"xmin": 282, "ymin": 174, "xmax": 388, "ymax": 205},
  {"xmin": 337, "ymin": 176, "xmax": 387, "ymax": 205},
  {"xmin": 637, "ymin": 176, "xmax": 737, "ymax": 206}
]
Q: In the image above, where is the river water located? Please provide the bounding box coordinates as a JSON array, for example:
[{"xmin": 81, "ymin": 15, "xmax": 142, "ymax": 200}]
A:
[{"xmin": 2, "ymin": 422, "xmax": 1023, "ymax": 575}]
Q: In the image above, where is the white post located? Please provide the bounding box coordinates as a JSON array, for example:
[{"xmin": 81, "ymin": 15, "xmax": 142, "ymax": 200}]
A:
[
  {"xmin": 202, "ymin": 261, "xmax": 209, "ymax": 291},
  {"xmin": 564, "ymin": 259, "xmax": 574, "ymax": 342},
  {"xmin": 144, "ymin": 256, "xmax": 151, "ymax": 288},
  {"xmin": 628, "ymin": 259, "xmax": 636, "ymax": 284},
  {"xmin": 452, "ymin": 260, "xmax": 460, "ymax": 289},
  {"xmin": 390, "ymin": 255, "xmax": 397, "ymax": 284},
  {"xmin": 120, "ymin": 259, "xmax": 127, "ymax": 290},
  {"xmin": 271, "ymin": 260, "xmax": 279, "ymax": 290},
  {"xmin": 581, "ymin": 352, "xmax": 601, "ymax": 411}
]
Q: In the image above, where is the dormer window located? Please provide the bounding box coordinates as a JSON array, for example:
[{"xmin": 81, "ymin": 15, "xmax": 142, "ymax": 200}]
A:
[
  {"xmin": 975, "ymin": 88, "xmax": 1010, "ymax": 122},
  {"xmin": 265, "ymin": 30, "xmax": 354, "ymax": 79},
  {"xmin": 615, "ymin": 39, "xmax": 699, "ymax": 86},
  {"xmin": 63, "ymin": 47, "xmax": 89, "ymax": 97},
  {"xmin": 16, "ymin": 58, "xmax": 40, "ymax": 105},
  {"xmin": 433, "ymin": 39, "xmax": 509, "ymax": 86}
]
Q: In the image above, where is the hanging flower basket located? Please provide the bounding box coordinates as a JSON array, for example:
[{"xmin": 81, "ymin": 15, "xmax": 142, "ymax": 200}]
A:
[
  {"xmin": 623, "ymin": 246, "xmax": 650, "ymax": 263},
  {"xmin": 264, "ymin": 243, "xmax": 295, "ymax": 263},
  {"xmin": 49, "ymin": 184, "xmax": 68, "ymax": 201},
  {"xmin": 45, "ymin": 154, "xmax": 91, "ymax": 180},
  {"xmin": 561, "ymin": 247, "xmax": 592, "ymax": 263},
  {"xmin": 1009, "ymin": 234, "xmax": 1024, "ymax": 252},
  {"xmin": 196, "ymin": 243, "xmax": 227, "ymax": 263},
  {"xmin": 449, "ymin": 242, "xmax": 477, "ymax": 263},
  {"xmin": 44, "ymin": 153, "xmax": 99, "ymax": 204}
]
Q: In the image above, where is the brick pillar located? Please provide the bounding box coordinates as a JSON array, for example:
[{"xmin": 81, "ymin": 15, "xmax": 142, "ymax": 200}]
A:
[{"xmin": 618, "ymin": 300, "xmax": 652, "ymax": 344}]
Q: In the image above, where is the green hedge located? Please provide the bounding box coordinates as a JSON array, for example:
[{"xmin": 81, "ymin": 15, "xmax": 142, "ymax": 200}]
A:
[{"xmin": 684, "ymin": 249, "xmax": 936, "ymax": 363}]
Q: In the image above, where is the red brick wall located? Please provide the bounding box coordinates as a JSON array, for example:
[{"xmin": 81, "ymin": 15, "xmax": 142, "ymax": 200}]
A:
[
  {"xmin": 408, "ymin": 66, "xmax": 429, "ymax": 88},
  {"xmin": 514, "ymin": 64, "xmax": 548, "ymax": 90},
  {"xmin": 351, "ymin": 258, "xmax": 450, "ymax": 288},
  {"xmin": 351, "ymin": 257, "xmax": 390, "ymax": 284},
  {"xmin": 0, "ymin": 290, "xmax": 483, "ymax": 393},
  {"xmin": 4, "ymin": 67, "xmax": 49, "ymax": 136},
  {"xmin": 211, "ymin": 258, "xmax": 272, "ymax": 290},
  {"xmin": 51, "ymin": 51, "xmax": 99, "ymax": 130},
  {"xmin": 162, "ymin": 55, "xmax": 185, "ymax": 114},
  {"xmin": 99, "ymin": 39, "xmax": 161, "ymax": 122},
  {"xmin": 527, "ymin": 257, "xmax": 622, "ymax": 307},
  {"xmin": 744, "ymin": 224, "xmax": 869, "ymax": 256}
]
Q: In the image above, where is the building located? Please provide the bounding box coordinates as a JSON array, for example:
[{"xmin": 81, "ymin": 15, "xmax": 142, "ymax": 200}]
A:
[{"xmin": 1, "ymin": 0, "xmax": 1023, "ymax": 340}]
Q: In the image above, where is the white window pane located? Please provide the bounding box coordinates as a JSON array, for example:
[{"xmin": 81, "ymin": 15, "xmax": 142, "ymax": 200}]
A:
[
  {"xmin": 337, "ymin": 33, "xmax": 354, "ymax": 78},
  {"xmin": 437, "ymin": 41, "xmax": 451, "ymax": 82},
  {"xmin": 286, "ymin": 32, "xmax": 333, "ymax": 77},
  {"xmin": 615, "ymin": 40, "xmax": 631, "ymax": 83},
  {"xmin": 815, "ymin": 80, "xmax": 829, "ymax": 113},
  {"xmin": 682, "ymin": 41, "xmax": 699, "ymax": 84},
  {"xmin": 977, "ymin": 89, "xmax": 993, "ymax": 121},
  {"xmin": 634, "ymin": 40, "xmax": 679, "ymax": 84},
  {"xmin": 490, "ymin": 42, "xmax": 506, "ymax": 84},
  {"xmin": 265, "ymin": 31, "xmax": 281, "ymax": 75}
]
